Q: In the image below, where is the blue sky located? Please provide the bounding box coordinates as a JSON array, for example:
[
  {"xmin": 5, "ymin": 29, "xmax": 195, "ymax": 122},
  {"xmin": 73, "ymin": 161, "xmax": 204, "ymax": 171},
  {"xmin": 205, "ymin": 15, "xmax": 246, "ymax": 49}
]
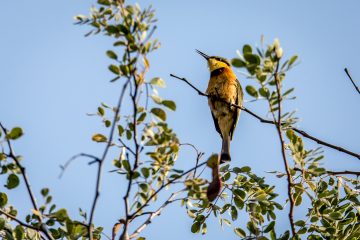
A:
[{"xmin": 1, "ymin": 0, "xmax": 359, "ymax": 239}]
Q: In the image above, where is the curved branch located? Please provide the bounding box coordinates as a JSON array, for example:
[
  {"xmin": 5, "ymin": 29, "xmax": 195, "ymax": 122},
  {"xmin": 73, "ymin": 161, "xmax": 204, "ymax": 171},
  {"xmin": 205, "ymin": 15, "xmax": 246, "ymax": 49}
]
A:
[
  {"xmin": 170, "ymin": 74, "xmax": 360, "ymax": 160},
  {"xmin": 88, "ymin": 79, "xmax": 130, "ymax": 240},
  {"xmin": 0, "ymin": 122, "xmax": 54, "ymax": 240},
  {"xmin": 344, "ymin": 68, "xmax": 360, "ymax": 94}
]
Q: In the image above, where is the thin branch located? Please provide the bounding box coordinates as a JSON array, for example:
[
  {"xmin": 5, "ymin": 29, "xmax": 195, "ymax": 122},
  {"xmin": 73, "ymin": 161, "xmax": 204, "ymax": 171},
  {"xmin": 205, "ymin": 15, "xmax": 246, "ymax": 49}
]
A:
[
  {"xmin": 179, "ymin": 143, "xmax": 204, "ymax": 177},
  {"xmin": 59, "ymin": 153, "xmax": 100, "ymax": 178},
  {"xmin": 170, "ymin": 74, "xmax": 360, "ymax": 160},
  {"xmin": 88, "ymin": 79, "xmax": 130, "ymax": 240},
  {"xmin": 273, "ymin": 61, "xmax": 296, "ymax": 236},
  {"xmin": 0, "ymin": 209, "xmax": 40, "ymax": 231},
  {"xmin": 293, "ymin": 167, "xmax": 360, "ymax": 177},
  {"xmin": 344, "ymin": 68, "xmax": 360, "ymax": 94},
  {"xmin": 128, "ymin": 190, "xmax": 184, "ymax": 239},
  {"xmin": 129, "ymin": 161, "xmax": 207, "ymax": 218},
  {"xmin": 0, "ymin": 122, "xmax": 54, "ymax": 240}
]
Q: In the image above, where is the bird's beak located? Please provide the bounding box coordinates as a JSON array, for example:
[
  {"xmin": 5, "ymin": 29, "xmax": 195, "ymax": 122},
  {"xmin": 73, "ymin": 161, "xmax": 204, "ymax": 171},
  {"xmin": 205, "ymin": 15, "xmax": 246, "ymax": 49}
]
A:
[{"xmin": 196, "ymin": 49, "xmax": 210, "ymax": 60}]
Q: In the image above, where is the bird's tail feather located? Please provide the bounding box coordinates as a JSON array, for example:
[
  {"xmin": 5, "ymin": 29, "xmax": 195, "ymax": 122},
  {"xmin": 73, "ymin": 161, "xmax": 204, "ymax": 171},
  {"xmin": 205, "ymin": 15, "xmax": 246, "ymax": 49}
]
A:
[{"xmin": 220, "ymin": 136, "xmax": 231, "ymax": 164}]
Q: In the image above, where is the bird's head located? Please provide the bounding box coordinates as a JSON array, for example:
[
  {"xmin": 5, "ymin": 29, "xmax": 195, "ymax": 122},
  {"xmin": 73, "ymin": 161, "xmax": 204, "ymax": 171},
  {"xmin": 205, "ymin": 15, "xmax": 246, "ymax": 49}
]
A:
[{"xmin": 196, "ymin": 49, "xmax": 231, "ymax": 72}]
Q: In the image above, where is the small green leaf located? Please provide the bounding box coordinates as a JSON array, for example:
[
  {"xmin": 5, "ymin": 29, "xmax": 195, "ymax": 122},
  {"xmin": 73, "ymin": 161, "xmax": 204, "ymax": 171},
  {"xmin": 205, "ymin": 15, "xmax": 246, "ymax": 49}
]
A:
[
  {"xmin": 118, "ymin": 125, "xmax": 124, "ymax": 136},
  {"xmin": 243, "ymin": 44, "xmax": 252, "ymax": 54},
  {"xmin": 191, "ymin": 221, "xmax": 200, "ymax": 233},
  {"xmin": 231, "ymin": 58, "xmax": 246, "ymax": 68},
  {"xmin": 141, "ymin": 168, "xmax": 150, "ymax": 178},
  {"xmin": 106, "ymin": 50, "xmax": 118, "ymax": 60},
  {"xmin": 240, "ymin": 166, "xmax": 251, "ymax": 172},
  {"xmin": 6, "ymin": 127, "xmax": 23, "ymax": 140},
  {"xmin": 0, "ymin": 192, "xmax": 8, "ymax": 207},
  {"xmin": 109, "ymin": 64, "xmax": 120, "ymax": 75},
  {"xmin": 288, "ymin": 55, "xmax": 298, "ymax": 66},
  {"xmin": 264, "ymin": 221, "xmax": 275, "ymax": 233},
  {"xmin": 234, "ymin": 227, "xmax": 246, "ymax": 237},
  {"xmin": 245, "ymin": 85, "xmax": 258, "ymax": 98},
  {"xmin": 329, "ymin": 212, "xmax": 342, "ymax": 220},
  {"xmin": 151, "ymin": 108, "xmax": 166, "ymax": 121},
  {"xmin": 41, "ymin": 188, "xmax": 49, "ymax": 197},
  {"xmin": 6, "ymin": 174, "xmax": 20, "ymax": 189},
  {"xmin": 231, "ymin": 206, "xmax": 238, "ymax": 221},
  {"xmin": 259, "ymin": 87, "xmax": 270, "ymax": 98},
  {"xmin": 295, "ymin": 220, "xmax": 305, "ymax": 227},
  {"xmin": 92, "ymin": 134, "xmax": 107, "ymax": 142},
  {"xmin": 15, "ymin": 225, "xmax": 25, "ymax": 240},
  {"xmin": 98, "ymin": 107, "xmax": 105, "ymax": 116},
  {"xmin": 150, "ymin": 78, "xmax": 166, "ymax": 88},
  {"xmin": 162, "ymin": 100, "xmax": 176, "ymax": 111},
  {"xmin": 137, "ymin": 112, "xmax": 147, "ymax": 124}
]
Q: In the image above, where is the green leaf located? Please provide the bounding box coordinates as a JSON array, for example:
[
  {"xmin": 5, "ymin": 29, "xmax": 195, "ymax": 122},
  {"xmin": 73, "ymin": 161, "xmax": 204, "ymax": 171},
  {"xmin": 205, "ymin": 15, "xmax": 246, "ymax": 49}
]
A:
[
  {"xmin": 6, "ymin": 174, "xmax": 20, "ymax": 189},
  {"xmin": 118, "ymin": 125, "xmax": 124, "ymax": 136},
  {"xmin": 151, "ymin": 108, "xmax": 166, "ymax": 121},
  {"xmin": 234, "ymin": 227, "xmax": 246, "ymax": 237},
  {"xmin": 6, "ymin": 127, "xmax": 23, "ymax": 140},
  {"xmin": 231, "ymin": 206, "xmax": 238, "ymax": 221},
  {"xmin": 150, "ymin": 78, "xmax": 166, "ymax": 88},
  {"xmin": 244, "ymin": 53, "xmax": 260, "ymax": 65},
  {"xmin": 264, "ymin": 221, "xmax": 275, "ymax": 233},
  {"xmin": 295, "ymin": 220, "xmax": 305, "ymax": 227},
  {"xmin": 0, "ymin": 192, "xmax": 8, "ymax": 207},
  {"xmin": 162, "ymin": 100, "xmax": 176, "ymax": 111},
  {"xmin": 15, "ymin": 225, "xmax": 25, "ymax": 240},
  {"xmin": 329, "ymin": 212, "xmax": 342, "ymax": 220},
  {"xmin": 92, "ymin": 133, "xmax": 107, "ymax": 142},
  {"xmin": 191, "ymin": 221, "xmax": 200, "ymax": 233},
  {"xmin": 259, "ymin": 87, "xmax": 270, "ymax": 98},
  {"xmin": 98, "ymin": 107, "xmax": 105, "ymax": 116},
  {"xmin": 245, "ymin": 85, "xmax": 258, "ymax": 98},
  {"xmin": 141, "ymin": 168, "xmax": 150, "ymax": 178},
  {"xmin": 109, "ymin": 64, "xmax": 120, "ymax": 75},
  {"xmin": 137, "ymin": 112, "xmax": 147, "ymax": 124},
  {"xmin": 231, "ymin": 58, "xmax": 246, "ymax": 68},
  {"xmin": 54, "ymin": 208, "xmax": 68, "ymax": 222},
  {"xmin": 243, "ymin": 44, "xmax": 252, "ymax": 54},
  {"xmin": 288, "ymin": 55, "xmax": 298, "ymax": 66},
  {"xmin": 41, "ymin": 188, "xmax": 49, "ymax": 197},
  {"xmin": 106, "ymin": 50, "xmax": 118, "ymax": 60},
  {"xmin": 240, "ymin": 166, "xmax": 251, "ymax": 172}
]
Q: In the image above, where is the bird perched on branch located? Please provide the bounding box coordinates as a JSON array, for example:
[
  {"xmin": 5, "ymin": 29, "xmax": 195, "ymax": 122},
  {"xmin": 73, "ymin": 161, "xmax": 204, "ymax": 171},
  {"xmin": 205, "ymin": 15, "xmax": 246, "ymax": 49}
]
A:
[{"xmin": 196, "ymin": 50, "xmax": 243, "ymax": 164}]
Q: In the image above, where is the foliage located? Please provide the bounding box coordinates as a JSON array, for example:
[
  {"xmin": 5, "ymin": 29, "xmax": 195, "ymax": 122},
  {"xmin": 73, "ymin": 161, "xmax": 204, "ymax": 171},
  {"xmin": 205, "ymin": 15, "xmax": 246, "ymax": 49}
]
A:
[{"xmin": 0, "ymin": 0, "xmax": 359, "ymax": 240}]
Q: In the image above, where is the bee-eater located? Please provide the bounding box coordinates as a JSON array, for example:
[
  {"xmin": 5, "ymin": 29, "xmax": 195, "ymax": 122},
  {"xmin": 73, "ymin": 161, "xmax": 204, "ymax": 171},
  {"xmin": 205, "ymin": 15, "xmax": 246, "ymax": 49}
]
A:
[{"xmin": 196, "ymin": 50, "xmax": 243, "ymax": 164}]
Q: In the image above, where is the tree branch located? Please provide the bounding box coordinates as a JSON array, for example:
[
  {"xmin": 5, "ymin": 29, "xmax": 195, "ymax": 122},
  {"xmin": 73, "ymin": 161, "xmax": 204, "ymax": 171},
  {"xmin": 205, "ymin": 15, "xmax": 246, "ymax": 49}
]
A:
[
  {"xmin": 0, "ymin": 122, "xmax": 54, "ymax": 240},
  {"xmin": 59, "ymin": 153, "xmax": 100, "ymax": 178},
  {"xmin": 129, "ymin": 161, "xmax": 207, "ymax": 219},
  {"xmin": 344, "ymin": 68, "xmax": 360, "ymax": 94},
  {"xmin": 88, "ymin": 79, "xmax": 130, "ymax": 240},
  {"xmin": 273, "ymin": 61, "xmax": 296, "ymax": 236},
  {"xmin": 170, "ymin": 74, "xmax": 360, "ymax": 160},
  {"xmin": 0, "ymin": 209, "xmax": 40, "ymax": 232},
  {"xmin": 293, "ymin": 167, "xmax": 360, "ymax": 177},
  {"xmin": 128, "ymin": 190, "xmax": 184, "ymax": 239}
]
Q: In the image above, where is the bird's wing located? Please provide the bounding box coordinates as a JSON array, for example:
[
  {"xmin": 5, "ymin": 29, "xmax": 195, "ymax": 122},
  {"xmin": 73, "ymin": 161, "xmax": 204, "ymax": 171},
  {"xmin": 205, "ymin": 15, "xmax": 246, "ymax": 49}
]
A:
[
  {"xmin": 229, "ymin": 79, "xmax": 243, "ymax": 140},
  {"xmin": 210, "ymin": 100, "xmax": 223, "ymax": 138}
]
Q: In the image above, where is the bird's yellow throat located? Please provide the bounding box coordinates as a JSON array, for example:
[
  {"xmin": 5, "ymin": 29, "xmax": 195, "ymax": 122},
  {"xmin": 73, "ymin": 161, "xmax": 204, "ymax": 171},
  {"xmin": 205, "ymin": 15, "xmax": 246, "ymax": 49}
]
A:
[{"xmin": 208, "ymin": 58, "xmax": 229, "ymax": 72}]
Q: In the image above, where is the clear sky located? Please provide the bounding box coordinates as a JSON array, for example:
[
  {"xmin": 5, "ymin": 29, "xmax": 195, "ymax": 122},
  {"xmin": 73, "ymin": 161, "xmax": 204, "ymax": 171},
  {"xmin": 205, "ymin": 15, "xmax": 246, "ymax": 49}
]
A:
[{"xmin": 1, "ymin": 0, "xmax": 359, "ymax": 239}]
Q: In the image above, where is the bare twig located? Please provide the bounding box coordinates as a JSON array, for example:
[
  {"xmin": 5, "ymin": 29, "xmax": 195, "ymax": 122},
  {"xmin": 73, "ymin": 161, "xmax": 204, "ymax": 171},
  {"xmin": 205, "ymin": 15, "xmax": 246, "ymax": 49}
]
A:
[
  {"xmin": 273, "ymin": 62, "xmax": 296, "ymax": 235},
  {"xmin": 59, "ymin": 153, "xmax": 100, "ymax": 178},
  {"xmin": 0, "ymin": 122, "xmax": 54, "ymax": 240},
  {"xmin": 88, "ymin": 79, "xmax": 130, "ymax": 240},
  {"xmin": 344, "ymin": 68, "xmax": 360, "ymax": 94},
  {"xmin": 129, "ymin": 161, "xmax": 207, "ymax": 218},
  {"xmin": 293, "ymin": 167, "xmax": 360, "ymax": 177},
  {"xmin": 128, "ymin": 190, "xmax": 184, "ymax": 239},
  {"xmin": 179, "ymin": 143, "xmax": 204, "ymax": 177},
  {"xmin": 170, "ymin": 74, "xmax": 360, "ymax": 160}
]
